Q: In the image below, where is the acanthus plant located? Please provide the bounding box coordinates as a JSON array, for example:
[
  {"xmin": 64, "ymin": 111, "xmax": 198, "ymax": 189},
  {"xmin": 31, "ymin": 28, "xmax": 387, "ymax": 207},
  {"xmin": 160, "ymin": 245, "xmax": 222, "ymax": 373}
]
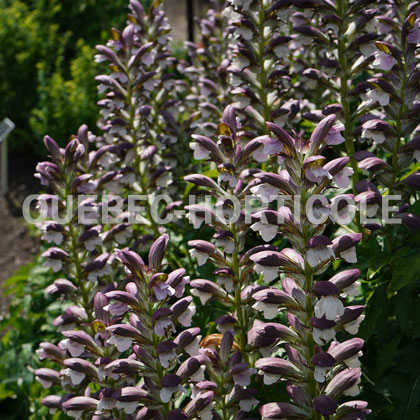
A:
[
  {"xmin": 184, "ymin": 0, "xmax": 233, "ymax": 134},
  {"xmin": 249, "ymin": 115, "xmax": 368, "ymax": 419},
  {"xmin": 30, "ymin": 0, "xmax": 420, "ymax": 418},
  {"xmin": 226, "ymin": 0, "xmax": 300, "ymax": 136},
  {"xmin": 39, "ymin": 232, "xmax": 203, "ymax": 419},
  {"xmin": 94, "ymin": 0, "xmax": 195, "ymax": 246}
]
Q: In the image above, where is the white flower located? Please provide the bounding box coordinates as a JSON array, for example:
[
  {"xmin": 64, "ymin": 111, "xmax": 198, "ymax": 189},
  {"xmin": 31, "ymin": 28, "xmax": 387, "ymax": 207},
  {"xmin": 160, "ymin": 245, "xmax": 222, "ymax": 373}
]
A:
[
  {"xmin": 85, "ymin": 236, "xmax": 102, "ymax": 251},
  {"xmin": 373, "ymin": 50, "xmax": 397, "ymax": 70},
  {"xmin": 366, "ymin": 88, "xmax": 390, "ymax": 106},
  {"xmin": 250, "ymin": 183, "xmax": 279, "ymax": 203},
  {"xmin": 236, "ymin": 27, "xmax": 253, "ymax": 40},
  {"xmin": 342, "ymin": 281, "xmax": 361, "ymax": 297},
  {"xmin": 191, "ymin": 288, "xmax": 212, "ymax": 305},
  {"xmin": 344, "ymin": 315, "xmax": 365, "ymax": 335},
  {"xmin": 362, "ymin": 127, "xmax": 386, "ymax": 144},
  {"xmin": 190, "ymin": 142, "xmax": 210, "ymax": 160},
  {"xmin": 178, "ymin": 305, "xmax": 196, "ymax": 327},
  {"xmin": 61, "ymin": 339, "xmax": 84, "ymax": 357},
  {"xmin": 186, "ymin": 212, "xmax": 205, "ymax": 229},
  {"xmin": 198, "ymin": 402, "xmax": 214, "ymax": 420},
  {"xmin": 154, "ymin": 318, "xmax": 175, "ymax": 337},
  {"xmin": 333, "ymin": 167, "xmax": 354, "ymax": 189},
  {"xmin": 313, "ymin": 327, "xmax": 336, "ymax": 345},
  {"xmin": 306, "ymin": 166, "xmax": 332, "ymax": 183},
  {"xmin": 159, "ymin": 350, "xmax": 177, "ymax": 368},
  {"xmin": 231, "ymin": 55, "xmax": 250, "ymax": 71},
  {"xmin": 107, "ymin": 335, "xmax": 132, "ymax": 352},
  {"xmin": 189, "ymin": 248, "xmax": 210, "ymax": 266},
  {"xmin": 259, "ymin": 371, "xmax": 281, "ymax": 385},
  {"xmin": 66, "ymin": 410, "xmax": 83, "ymax": 419},
  {"xmin": 156, "ymin": 172, "xmax": 172, "ymax": 188},
  {"xmin": 41, "ymin": 231, "xmax": 63, "ymax": 245},
  {"xmin": 345, "ymin": 352, "xmax": 363, "ymax": 368},
  {"xmin": 98, "ymin": 398, "xmax": 115, "ymax": 411},
  {"xmin": 274, "ymin": 44, "xmax": 289, "ymax": 59},
  {"xmin": 218, "ymin": 173, "xmax": 237, "ymax": 188},
  {"xmin": 251, "ymin": 221, "xmax": 278, "ymax": 242},
  {"xmin": 67, "ymin": 368, "xmax": 85, "ymax": 386},
  {"xmin": 116, "ymin": 401, "xmax": 138, "ymax": 414},
  {"xmin": 325, "ymin": 124, "xmax": 345, "ymax": 145},
  {"xmin": 190, "ymin": 365, "xmax": 206, "ymax": 382},
  {"xmin": 307, "ymin": 247, "xmax": 335, "ymax": 268},
  {"xmin": 230, "ymin": 0, "xmax": 252, "ymax": 10},
  {"xmin": 254, "ymin": 263, "xmax": 279, "ymax": 282},
  {"xmin": 339, "ymin": 246, "xmax": 357, "ymax": 263},
  {"xmin": 252, "ymin": 301, "xmax": 279, "ymax": 320},
  {"xmin": 252, "ymin": 136, "xmax": 284, "ymax": 162},
  {"xmin": 359, "ymin": 43, "xmax": 377, "ymax": 57},
  {"xmin": 343, "ymin": 377, "xmax": 361, "ymax": 397},
  {"xmin": 314, "ymin": 296, "xmax": 345, "ymax": 320},
  {"xmin": 217, "ymin": 276, "xmax": 234, "ymax": 292},
  {"xmin": 160, "ymin": 385, "xmax": 183, "ymax": 403},
  {"xmin": 36, "ymin": 377, "xmax": 53, "ymax": 389},
  {"xmin": 314, "ymin": 366, "xmax": 329, "ymax": 383},
  {"xmin": 215, "ymin": 238, "xmax": 235, "ymax": 254},
  {"xmin": 185, "ymin": 335, "xmax": 201, "ymax": 356}
]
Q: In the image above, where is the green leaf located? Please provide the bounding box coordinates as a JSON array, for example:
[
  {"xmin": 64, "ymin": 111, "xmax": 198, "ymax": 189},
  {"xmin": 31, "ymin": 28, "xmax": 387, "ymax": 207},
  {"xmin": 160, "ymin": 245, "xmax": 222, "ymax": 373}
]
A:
[{"xmin": 390, "ymin": 251, "xmax": 420, "ymax": 292}]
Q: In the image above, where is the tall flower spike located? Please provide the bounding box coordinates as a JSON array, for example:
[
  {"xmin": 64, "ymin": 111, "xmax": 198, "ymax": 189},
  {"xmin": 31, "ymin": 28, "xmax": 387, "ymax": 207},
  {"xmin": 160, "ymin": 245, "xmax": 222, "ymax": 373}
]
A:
[
  {"xmin": 94, "ymin": 0, "xmax": 190, "ymax": 241},
  {"xmin": 226, "ymin": 0, "xmax": 298, "ymax": 134},
  {"xmin": 250, "ymin": 117, "xmax": 368, "ymax": 418}
]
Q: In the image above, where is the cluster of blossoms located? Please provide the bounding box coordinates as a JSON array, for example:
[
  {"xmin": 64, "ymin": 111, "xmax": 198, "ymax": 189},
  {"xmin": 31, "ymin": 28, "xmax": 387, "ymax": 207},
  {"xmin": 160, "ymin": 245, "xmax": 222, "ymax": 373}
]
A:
[
  {"xmin": 186, "ymin": 107, "xmax": 368, "ymax": 419},
  {"xmin": 32, "ymin": 0, "xmax": 420, "ymax": 418},
  {"xmin": 185, "ymin": 0, "xmax": 232, "ymax": 133},
  {"xmin": 94, "ymin": 0, "xmax": 193, "ymax": 240},
  {"xmin": 38, "ymin": 233, "xmax": 205, "ymax": 419}
]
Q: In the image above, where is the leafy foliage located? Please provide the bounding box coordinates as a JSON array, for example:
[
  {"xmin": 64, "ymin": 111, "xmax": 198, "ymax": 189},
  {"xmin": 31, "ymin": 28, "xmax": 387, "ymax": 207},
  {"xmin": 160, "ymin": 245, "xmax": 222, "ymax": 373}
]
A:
[
  {"xmin": 0, "ymin": 261, "xmax": 65, "ymax": 419},
  {"xmin": 0, "ymin": 0, "xmax": 127, "ymax": 156}
]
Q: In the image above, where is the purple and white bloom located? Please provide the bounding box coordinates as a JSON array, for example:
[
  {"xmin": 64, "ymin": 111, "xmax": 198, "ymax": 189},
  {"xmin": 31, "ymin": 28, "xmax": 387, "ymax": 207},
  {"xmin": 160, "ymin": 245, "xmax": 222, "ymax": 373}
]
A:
[
  {"xmin": 62, "ymin": 397, "xmax": 98, "ymax": 420},
  {"xmin": 214, "ymin": 231, "xmax": 235, "ymax": 254},
  {"xmin": 315, "ymin": 296, "xmax": 345, "ymax": 320},
  {"xmin": 361, "ymin": 119, "xmax": 389, "ymax": 144},
  {"xmin": 230, "ymin": 363, "xmax": 256, "ymax": 387},
  {"xmin": 107, "ymin": 334, "xmax": 132, "ymax": 352},
  {"xmin": 325, "ymin": 124, "xmax": 345, "ymax": 145},
  {"xmin": 332, "ymin": 234, "xmax": 362, "ymax": 263},
  {"xmin": 251, "ymin": 210, "xmax": 279, "ymax": 242},
  {"xmin": 157, "ymin": 341, "xmax": 178, "ymax": 368},
  {"xmin": 153, "ymin": 281, "xmax": 175, "ymax": 301},
  {"xmin": 252, "ymin": 136, "xmax": 284, "ymax": 162},
  {"xmin": 331, "ymin": 166, "xmax": 353, "ymax": 188},
  {"xmin": 61, "ymin": 339, "xmax": 84, "ymax": 357},
  {"xmin": 153, "ymin": 308, "xmax": 176, "ymax": 337},
  {"xmin": 188, "ymin": 240, "xmax": 216, "ymax": 266},
  {"xmin": 311, "ymin": 352, "xmax": 336, "ymax": 383},
  {"xmin": 373, "ymin": 50, "xmax": 397, "ymax": 70},
  {"xmin": 366, "ymin": 88, "xmax": 390, "ymax": 106},
  {"xmin": 214, "ymin": 269, "xmax": 234, "ymax": 293},
  {"xmin": 42, "ymin": 248, "xmax": 69, "ymax": 272},
  {"xmin": 38, "ymin": 222, "xmax": 64, "ymax": 245},
  {"xmin": 305, "ymin": 165, "xmax": 332, "ymax": 184},
  {"xmin": 344, "ymin": 314, "xmax": 366, "ymax": 335},
  {"xmin": 160, "ymin": 374, "xmax": 183, "ymax": 403},
  {"xmin": 250, "ymin": 183, "xmax": 280, "ymax": 203},
  {"xmin": 306, "ymin": 236, "xmax": 335, "ymax": 268},
  {"xmin": 35, "ymin": 368, "xmax": 60, "ymax": 389}
]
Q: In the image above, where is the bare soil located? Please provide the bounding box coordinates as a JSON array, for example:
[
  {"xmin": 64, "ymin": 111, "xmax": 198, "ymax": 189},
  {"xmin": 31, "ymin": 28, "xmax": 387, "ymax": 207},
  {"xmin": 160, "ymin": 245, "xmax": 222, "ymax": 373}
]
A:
[{"xmin": 0, "ymin": 157, "xmax": 39, "ymax": 313}]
